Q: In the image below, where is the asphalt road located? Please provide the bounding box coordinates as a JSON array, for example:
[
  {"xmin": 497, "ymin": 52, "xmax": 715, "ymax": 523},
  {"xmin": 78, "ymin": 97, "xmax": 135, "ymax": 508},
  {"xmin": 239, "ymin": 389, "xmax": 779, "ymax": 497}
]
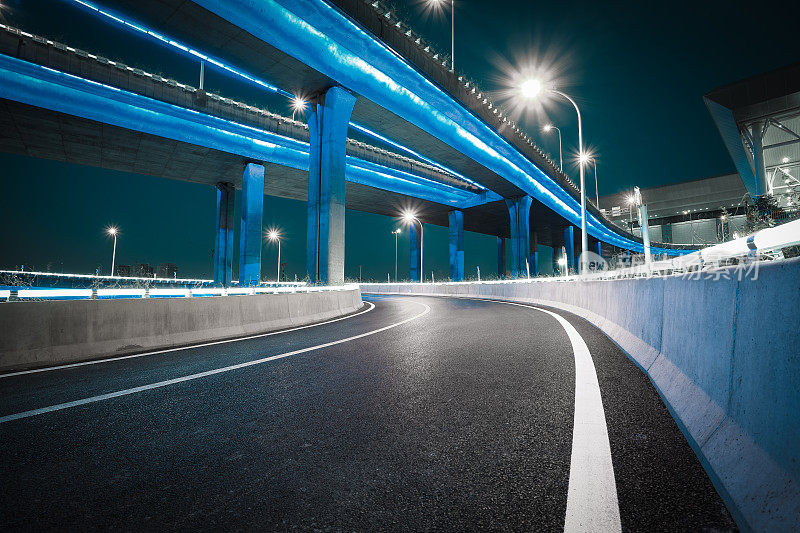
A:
[{"xmin": 0, "ymin": 295, "xmax": 737, "ymax": 531}]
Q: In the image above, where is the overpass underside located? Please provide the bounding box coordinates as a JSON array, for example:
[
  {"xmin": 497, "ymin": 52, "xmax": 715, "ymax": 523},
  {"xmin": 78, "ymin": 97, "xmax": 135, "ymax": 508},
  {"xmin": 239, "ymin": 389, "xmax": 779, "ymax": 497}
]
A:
[{"xmin": 0, "ymin": 0, "xmax": 684, "ymax": 285}]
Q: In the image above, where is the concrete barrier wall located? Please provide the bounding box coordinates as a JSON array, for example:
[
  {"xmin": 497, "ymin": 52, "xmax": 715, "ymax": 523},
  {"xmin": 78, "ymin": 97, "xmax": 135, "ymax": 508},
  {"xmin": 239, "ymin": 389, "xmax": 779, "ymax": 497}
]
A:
[
  {"xmin": 0, "ymin": 288, "xmax": 363, "ymax": 371},
  {"xmin": 362, "ymin": 258, "xmax": 800, "ymax": 532}
]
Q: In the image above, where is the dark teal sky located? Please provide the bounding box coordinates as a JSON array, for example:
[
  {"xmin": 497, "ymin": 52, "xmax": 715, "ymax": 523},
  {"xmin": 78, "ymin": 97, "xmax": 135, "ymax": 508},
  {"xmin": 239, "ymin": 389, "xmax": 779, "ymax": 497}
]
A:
[{"xmin": 1, "ymin": 0, "xmax": 797, "ymax": 279}]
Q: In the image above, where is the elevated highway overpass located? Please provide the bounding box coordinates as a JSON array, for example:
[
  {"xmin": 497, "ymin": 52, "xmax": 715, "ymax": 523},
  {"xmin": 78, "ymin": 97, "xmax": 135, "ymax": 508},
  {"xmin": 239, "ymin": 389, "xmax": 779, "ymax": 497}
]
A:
[{"xmin": 0, "ymin": 0, "xmax": 692, "ymax": 287}]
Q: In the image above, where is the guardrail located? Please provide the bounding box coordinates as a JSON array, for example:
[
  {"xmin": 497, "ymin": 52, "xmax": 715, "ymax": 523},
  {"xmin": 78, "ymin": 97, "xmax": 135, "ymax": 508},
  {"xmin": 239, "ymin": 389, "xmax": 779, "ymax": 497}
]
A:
[{"xmin": 1, "ymin": 284, "xmax": 353, "ymax": 302}]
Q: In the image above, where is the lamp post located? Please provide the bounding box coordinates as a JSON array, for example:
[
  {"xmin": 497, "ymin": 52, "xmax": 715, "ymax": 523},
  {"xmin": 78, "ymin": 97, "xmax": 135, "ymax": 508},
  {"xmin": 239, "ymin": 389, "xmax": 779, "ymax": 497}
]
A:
[
  {"xmin": 520, "ymin": 79, "xmax": 588, "ymax": 272},
  {"xmin": 266, "ymin": 229, "xmax": 281, "ymax": 282},
  {"xmin": 106, "ymin": 226, "xmax": 118, "ymax": 276},
  {"xmin": 586, "ymin": 157, "xmax": 599, "ymax": 210},
  {"xmin": 402, "ymin": 211, "xmax": 423, "ymax": 283},
  {"xmin": 542, "ymin": 123, "xmax": 562, "ymax": 171},
  {"xmin": 392, "ymin": 228, "xmax": 401, "ymax": 282},
  {"xmin": 428, "ymin": 0, "xmax": 455, "ymax": 71}
]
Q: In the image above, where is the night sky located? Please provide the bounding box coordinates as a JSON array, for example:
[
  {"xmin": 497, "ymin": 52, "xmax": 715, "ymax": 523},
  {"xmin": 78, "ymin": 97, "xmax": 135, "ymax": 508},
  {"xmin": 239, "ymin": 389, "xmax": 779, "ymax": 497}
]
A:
[{"xmin": 1, "ymin": 0, "xmax": 798, "ymax": 280}]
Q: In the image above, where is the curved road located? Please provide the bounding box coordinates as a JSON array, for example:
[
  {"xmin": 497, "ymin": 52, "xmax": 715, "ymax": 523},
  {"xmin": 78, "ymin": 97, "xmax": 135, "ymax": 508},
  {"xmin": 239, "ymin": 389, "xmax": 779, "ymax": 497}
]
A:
[{"xmin": 0, "ymin": 295, "xmax": 736, "ymax": 531}]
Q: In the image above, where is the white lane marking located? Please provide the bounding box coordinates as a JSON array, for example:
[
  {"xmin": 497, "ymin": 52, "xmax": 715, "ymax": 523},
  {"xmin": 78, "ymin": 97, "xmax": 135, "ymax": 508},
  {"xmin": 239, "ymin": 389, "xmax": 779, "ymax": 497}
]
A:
[
  {"xmin": 0, "ymin": 302, "xmax": 430, "ymax": 424},
  {"xmin": 469, "ymin": 299, "xmax": 621, "ymax": 532},
  {"xmin": 0, "ymin": 302, "xmax": 376, "ymax": 379},
  {"xmin": 533, "ymin": 306, "xmax": 621, "ymax": 533}
]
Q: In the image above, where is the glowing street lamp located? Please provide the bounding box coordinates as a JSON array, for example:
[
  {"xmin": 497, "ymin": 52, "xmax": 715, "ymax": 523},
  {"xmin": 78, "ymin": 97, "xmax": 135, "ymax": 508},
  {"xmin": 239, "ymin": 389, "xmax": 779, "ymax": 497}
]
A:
[
  {"xmin": 520, "ymin": 79, "xmax": 588, "ymax": 272},
  {"xmin": 392, "ymin": 228, "xmax": 401, "ymax": 282},
  {"xmin": 106, "ymin": 226, "xmax": 118, "ymax": 276},
  {"xmin": 426, "ymin": 0, "xmax": 455, "ymax": 71},
  {"xmin": 542, "ymin": 123, "xmax": 563, "ymax": 171},
  {"xmin": 266, "ymin": 228, "xmax": 281, "ymax": 282},
  {"xmin": 290, "ymin": 95, "xmax": 307, "ymax": 119},
  {"xmin": 402, "ymin": 211, "xmax": 423, "ymax": 283}
]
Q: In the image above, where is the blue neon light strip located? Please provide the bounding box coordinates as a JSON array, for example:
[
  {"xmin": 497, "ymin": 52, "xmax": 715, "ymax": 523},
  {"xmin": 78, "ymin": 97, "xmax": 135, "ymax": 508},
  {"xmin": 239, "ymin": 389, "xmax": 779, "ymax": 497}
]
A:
[
  {"xmin": 0, "ymin": 54, "xmax": 476, "ymax": 206},
  {"xmin": 62, "ymin": 0, "xmax": 488, "ymax": 196},
  {"xmin": 190, "ymin": 0, "xmax": 690, "ymax": 255}
]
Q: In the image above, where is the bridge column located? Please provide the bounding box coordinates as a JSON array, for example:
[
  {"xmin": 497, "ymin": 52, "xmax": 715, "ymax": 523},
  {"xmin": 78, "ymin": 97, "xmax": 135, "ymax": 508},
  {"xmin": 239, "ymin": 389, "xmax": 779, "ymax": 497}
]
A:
[
  {"xmin": 238, "ymin": 163, "xmax": 265, "ymax": 286},
  {"xmin": 564, "ymin": 226, "xmax": 576, "ymax": 274},
  {"xmin": 505, "ymin": 196, "xmax": 532, "ymax": 278},
  {"xmin": 550, "ymin": 228, "xmax": 563, "ymax": 276},
  {"xmin": 410, "ymin": 222, "xmax": 422, "ymax": 282},
  {"xmin": 497, "ymin": 236, "xmax": 506, "ymax": 278},
  {"xmin": 448, "ymin": 210, "xmax": 465, "ymax": 281},
  {"xmin": 213, "ymin": 181, "xmax": 234, "ymax": 286},
  {"xmin": 529, "ymin": 232, "xmax": 539, "ymax": 277},
  {"xmin": 306, "ymin": 86, "xmax": 357, "ymax": 285}
]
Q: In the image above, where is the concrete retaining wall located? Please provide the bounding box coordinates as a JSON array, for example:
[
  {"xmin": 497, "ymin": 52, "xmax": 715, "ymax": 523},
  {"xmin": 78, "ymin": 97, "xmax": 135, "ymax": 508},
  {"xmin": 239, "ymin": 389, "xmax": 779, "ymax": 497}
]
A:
[
  {"xmin": 362, "ymin": 258, "xmax": 800, "ymax": 532},
  {"xmin": 0, "ymin": 288, "xmax": 363, "ymax": 371}
]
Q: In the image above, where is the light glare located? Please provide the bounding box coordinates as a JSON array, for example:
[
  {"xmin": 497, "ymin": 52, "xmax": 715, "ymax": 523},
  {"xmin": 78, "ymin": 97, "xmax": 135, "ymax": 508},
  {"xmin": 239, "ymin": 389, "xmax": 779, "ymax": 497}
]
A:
[{"xmin": 520, "ymin": 78, "xmax": 542, "ymax": 99}]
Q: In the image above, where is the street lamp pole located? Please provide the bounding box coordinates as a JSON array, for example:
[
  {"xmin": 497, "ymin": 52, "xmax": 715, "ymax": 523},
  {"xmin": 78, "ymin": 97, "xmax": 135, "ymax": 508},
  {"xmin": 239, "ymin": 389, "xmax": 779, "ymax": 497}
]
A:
[
  {"xmin": 276, "ymin": 238, "xmax": 281, "ymax": 281},
  {"xmin": 392, "ymin": 229, "xmax": 401, "ymax": 282},
  {"xmin": 266, "ymin": 229, "xmax": 282, "ymax": 282},
  {"xmin": 450, "ymin": 0, "xmax": 454, "ymax": 71},
  {"xmin": 111, "ymin": 233, "xmax": 117, "ymax": 275},
  {"xmin": 429, "ymin": 0, "xmax": 455, "ymax": 71},
  {"xmin": 552, "ymin": 89, "xmax": 588, "ymax": 271},
  {"xmin": 106, "ymin": 227, "xmax": 118, "ymax": 276},
  {"xmin": 543, "ymin": 124, "xmax": 563, "ymax": 171}
]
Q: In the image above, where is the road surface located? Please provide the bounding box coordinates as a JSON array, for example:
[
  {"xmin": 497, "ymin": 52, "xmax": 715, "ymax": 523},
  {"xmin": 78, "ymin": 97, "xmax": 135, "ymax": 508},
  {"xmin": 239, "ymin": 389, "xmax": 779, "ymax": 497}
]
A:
[{"xmin": 0, "ymin": 295, "xmax": 736, "ymax": 531}]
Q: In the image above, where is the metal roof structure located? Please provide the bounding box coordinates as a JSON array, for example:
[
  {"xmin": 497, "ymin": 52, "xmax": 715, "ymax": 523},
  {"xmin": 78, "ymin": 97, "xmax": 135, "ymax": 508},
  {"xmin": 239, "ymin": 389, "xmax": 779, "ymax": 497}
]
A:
[{"xmin": 705, "ymin": 62, "xmax": 800, "ymax": 203}]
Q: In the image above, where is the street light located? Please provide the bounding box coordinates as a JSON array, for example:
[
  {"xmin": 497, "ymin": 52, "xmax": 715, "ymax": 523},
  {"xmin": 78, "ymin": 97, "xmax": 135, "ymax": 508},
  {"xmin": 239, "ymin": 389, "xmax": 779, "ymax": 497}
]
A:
[
  {"xmin": 426, "ymin": 0, "xmax": 455, "ymax": 71},
  {"xmin": 402, "ymin": 211, "xmax": 423, "ymax": 283},
  {"xmin": 520, "ymin": 79, "xmax": 588, "ymax": 271},
  {"xmin": 266, "ymin": 228, "xmax": 281, "ymax": 282},
  {"xmin": 392, "ymin": 228, "xmax": 401, "ymax": 282},
  {"xmin": 542, "ymin": 123, "xmax": 563, "ymax": 171},
  {"xmin": 106, "ymin": 226, "xmax": 118, "ymax": 276},
  {"xmin": 290, "ymin": 96, "xmax": 307, "ymax": 120}
]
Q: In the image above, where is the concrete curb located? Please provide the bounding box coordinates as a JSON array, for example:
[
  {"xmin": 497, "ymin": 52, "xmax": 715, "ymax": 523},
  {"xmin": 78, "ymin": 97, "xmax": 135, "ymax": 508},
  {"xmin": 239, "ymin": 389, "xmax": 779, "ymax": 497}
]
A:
[
  {"xmin": 0, "ymin": 288, "xmax": 363, "ymax": 371},
  {"xmin": 362, "ymin": 258, "xmax": 800, "ymax": 532}
]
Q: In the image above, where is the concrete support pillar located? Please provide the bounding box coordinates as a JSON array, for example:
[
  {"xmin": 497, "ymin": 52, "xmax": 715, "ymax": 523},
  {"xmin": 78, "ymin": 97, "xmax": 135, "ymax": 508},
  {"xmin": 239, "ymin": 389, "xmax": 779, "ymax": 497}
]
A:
[
  {"xmin": 238, "ymin": 163, "xmax": 265, "ymax": 286},
  {"xmin": 448, "ymin": 210, "xmax": 465, "ymax": 281},
  {"xmin": 505, "ymin": 196, "xmax": 532, "ymax": 278},
  {"xmin": 529, "ymin": 232, "xmax": 539, "ymax": 277},
  {"xmin": 213, "ymin": 181, "xmax": 234, "ymax": 286},
  {"xmin": 564, "ymin": 226, "xmax": 576, "ymax": 274},
  {"xmin": 749, "ymin": 121, "xmax": 769, "ymax": 197},
  {"xmin": 497, "ymin": 236, "xmax": 506, "ymax": 278},
  {"xmin": 410, "ymin": 222, "xmax": 422, "ymax": 282},
  {"xmin": 306, "ymin": 86, "xmax": 357, "ymax": 285}
]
